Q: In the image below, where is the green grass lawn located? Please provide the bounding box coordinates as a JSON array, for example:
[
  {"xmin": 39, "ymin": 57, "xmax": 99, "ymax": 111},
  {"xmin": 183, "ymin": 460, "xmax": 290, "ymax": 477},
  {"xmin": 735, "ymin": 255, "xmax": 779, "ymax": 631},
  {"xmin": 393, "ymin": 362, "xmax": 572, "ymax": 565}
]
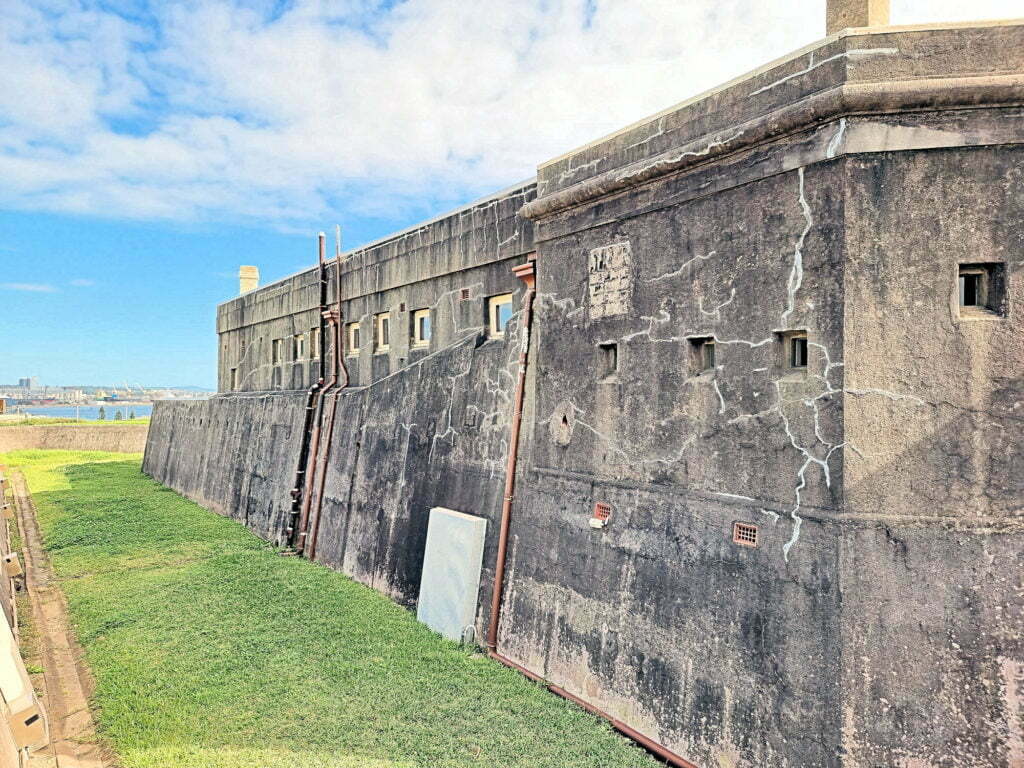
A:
[{"xmin": 2, "ymin": 450, "xmax": 659, "ymax": 768}]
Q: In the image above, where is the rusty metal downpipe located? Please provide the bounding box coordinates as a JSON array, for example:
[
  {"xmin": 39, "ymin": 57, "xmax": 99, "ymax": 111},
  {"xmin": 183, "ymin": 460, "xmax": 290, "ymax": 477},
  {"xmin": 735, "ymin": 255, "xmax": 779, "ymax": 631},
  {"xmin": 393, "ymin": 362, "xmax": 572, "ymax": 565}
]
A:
[
  {"xmin": 486, "ymin": 256, "xmax": 536, "ymax": 652},
  {"xmin": 287, "ymin": 232, "xmax": 329, "ymax": 548},
  {"xmin": 483, "ymin": 255, "xmax": 699, "ymax": 768},
  {"xmin": 295, "ymin": 237, "xmax": 344, "ymax": 556},
  {"xmin": 306, "ymin": 245, "xmax": 348, "ymax": 562}
]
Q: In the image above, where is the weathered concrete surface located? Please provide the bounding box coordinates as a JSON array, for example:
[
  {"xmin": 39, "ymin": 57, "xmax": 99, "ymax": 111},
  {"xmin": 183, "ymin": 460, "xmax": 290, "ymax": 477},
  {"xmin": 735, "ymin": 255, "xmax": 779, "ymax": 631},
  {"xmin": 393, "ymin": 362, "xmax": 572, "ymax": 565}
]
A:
[
  {"xmin": 144, "ymin": 394, "xmax": 304, "ymax": 543},
  {"xmin": 0, "ymin": 426, "xmax": 148, "ymax": 454},
  {"xmin": 145, "ymin": 21, "xmax": 1024, "ymax": 768},
  {"xmin": 217, "ymin": 182, "xmax": 535, "ymax": 393}
]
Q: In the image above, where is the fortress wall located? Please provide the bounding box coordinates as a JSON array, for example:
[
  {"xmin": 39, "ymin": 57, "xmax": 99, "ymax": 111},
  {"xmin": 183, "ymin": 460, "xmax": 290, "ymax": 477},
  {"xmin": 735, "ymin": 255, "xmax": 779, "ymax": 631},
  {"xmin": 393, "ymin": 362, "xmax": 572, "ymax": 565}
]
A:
[
  {"xmin": 144, "ymin": 394, "xmax": 306, "ymax": 541},
  {"xmin": 217, "ymin": 182, "xmax": 535, "ymax": 393},
  {"xmin": 144, "ymin": 21, "xmax": 1024, "ymax": 768}
]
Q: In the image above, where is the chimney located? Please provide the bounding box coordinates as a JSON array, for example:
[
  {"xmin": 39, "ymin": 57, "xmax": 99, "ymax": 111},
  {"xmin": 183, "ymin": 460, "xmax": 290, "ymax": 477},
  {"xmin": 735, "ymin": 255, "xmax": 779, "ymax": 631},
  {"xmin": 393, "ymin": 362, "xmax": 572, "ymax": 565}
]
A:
[
  {"xmin": 239, "ymin": 265, "xmax": 259, "ymax": 295},
  {"xmin": 827, "ymin": 0, "xmax": 890, "ymax": 35}
]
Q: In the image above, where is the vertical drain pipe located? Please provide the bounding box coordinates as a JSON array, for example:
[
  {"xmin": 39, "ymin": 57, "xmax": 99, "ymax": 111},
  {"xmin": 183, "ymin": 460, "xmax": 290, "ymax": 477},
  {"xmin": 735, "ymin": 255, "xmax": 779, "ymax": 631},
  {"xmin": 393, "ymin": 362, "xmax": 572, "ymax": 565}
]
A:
[
  {"xmin": 483, "ymin": 256, "xmax": 699, "ymax": 768},
  {"xmin": 306, "ymin": 245, "xmax": 348, "ymax": 562},
  {"xmin": 296, "ymin": 237, "xmax": 345, "ymax": 556},
  {"xmin": 287, "ymin": 233, "xmax": 329, "ymax": 547},
  {"xmin": 486, "ymin": 255, "xmax": 536, "ymax": 652}
]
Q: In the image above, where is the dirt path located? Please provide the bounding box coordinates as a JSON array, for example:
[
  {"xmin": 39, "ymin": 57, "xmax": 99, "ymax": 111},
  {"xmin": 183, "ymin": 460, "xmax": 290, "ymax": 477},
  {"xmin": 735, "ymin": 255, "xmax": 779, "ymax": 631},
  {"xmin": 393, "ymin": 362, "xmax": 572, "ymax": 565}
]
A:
[{"xmin": 9, "ymin": 471, "xmax": 109, "ymax": 768}]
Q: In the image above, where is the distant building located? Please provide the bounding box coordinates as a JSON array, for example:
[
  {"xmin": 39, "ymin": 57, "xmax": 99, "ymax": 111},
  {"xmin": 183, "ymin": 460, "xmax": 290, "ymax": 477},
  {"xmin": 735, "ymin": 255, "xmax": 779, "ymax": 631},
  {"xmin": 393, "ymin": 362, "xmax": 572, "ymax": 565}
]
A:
[{"xmin": 16, "ymin": 378, "xmax": 38, "ymax": 390}]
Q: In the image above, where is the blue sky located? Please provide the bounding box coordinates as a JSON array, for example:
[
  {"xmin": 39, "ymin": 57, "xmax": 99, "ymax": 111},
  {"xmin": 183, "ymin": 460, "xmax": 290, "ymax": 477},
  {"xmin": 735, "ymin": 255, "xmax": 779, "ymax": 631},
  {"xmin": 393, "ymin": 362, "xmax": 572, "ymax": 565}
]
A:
[{"xmin": 1, "ymin": 0, "xmax": 1019, "ymax": 389}]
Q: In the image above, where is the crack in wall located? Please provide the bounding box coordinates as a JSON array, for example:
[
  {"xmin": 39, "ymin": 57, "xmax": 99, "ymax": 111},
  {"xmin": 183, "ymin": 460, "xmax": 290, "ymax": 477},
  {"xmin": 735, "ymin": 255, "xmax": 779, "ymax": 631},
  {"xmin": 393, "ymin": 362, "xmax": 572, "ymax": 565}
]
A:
[
  {"xmin": 646, "ymin": 251, "xmax": 719, "ymax": 284},
  {"xmin": 749, "ymin": 48, "xmax": 900, "ymax": 96},
  {"xmin": 781, "ymin": 167, "xmax": 812, "ymax": 329}
]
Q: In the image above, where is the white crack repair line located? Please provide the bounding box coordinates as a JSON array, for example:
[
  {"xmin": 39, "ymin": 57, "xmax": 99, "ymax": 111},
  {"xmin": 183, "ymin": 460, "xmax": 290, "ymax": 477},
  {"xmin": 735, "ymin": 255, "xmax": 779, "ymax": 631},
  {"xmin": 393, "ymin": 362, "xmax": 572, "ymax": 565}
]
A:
[{"xmin": 750, "ymin": 48, "xmax": 900, "ymax": 96}]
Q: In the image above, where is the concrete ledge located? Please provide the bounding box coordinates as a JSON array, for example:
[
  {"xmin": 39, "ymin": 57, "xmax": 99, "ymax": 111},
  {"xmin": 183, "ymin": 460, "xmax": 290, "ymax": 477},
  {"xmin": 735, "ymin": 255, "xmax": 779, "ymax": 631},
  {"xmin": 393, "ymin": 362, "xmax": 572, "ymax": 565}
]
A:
[
  {"xmin": 521, "ymin": 75, "xmax": 1024, "ymax": 220},
  {"xmin": 0, "ymin": 426, "xmax": 148, "ymax": 454}
]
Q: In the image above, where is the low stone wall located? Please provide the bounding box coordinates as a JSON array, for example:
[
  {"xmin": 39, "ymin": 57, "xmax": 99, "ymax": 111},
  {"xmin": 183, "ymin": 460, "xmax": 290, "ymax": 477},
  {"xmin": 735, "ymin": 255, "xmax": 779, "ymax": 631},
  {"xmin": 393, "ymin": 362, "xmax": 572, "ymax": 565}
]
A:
[{"xmin": 0, "ymin": 425, "xmax": 149, "ymax": 454}]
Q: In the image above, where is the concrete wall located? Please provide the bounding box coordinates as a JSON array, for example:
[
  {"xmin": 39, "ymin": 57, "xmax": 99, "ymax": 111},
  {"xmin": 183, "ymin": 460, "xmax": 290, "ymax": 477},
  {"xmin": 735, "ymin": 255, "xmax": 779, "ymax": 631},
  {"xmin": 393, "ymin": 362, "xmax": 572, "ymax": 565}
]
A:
[
  {"xmin": 144, "ymin": 21, "xmax": 1024, "ymax": 768},
  {"xmin": 0, "ymin": 425, "xmax": 149, "ymax": 454},
  {"xmin": 217, "ymin": 182, "xmax": 535, "ymax": 393},
  {"xmin": 147, "ymin": 181, "xmax": 538, "ymax": 613}
]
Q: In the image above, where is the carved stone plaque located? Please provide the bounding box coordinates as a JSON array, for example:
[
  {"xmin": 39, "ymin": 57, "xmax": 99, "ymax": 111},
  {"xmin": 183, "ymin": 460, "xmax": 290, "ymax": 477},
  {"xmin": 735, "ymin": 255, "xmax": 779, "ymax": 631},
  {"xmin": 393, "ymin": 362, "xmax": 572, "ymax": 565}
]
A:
[{"xmin": 588, "ymin": 241, "xmax": 632, "ymax": 319}]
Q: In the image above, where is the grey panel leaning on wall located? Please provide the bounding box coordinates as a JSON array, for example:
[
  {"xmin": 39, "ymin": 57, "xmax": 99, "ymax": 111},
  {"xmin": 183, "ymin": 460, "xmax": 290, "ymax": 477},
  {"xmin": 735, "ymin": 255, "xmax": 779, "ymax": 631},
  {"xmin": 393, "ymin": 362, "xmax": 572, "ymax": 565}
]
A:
[{"xmin": 416, "ymin": 508, "xmax": 488, "ymax": 643}]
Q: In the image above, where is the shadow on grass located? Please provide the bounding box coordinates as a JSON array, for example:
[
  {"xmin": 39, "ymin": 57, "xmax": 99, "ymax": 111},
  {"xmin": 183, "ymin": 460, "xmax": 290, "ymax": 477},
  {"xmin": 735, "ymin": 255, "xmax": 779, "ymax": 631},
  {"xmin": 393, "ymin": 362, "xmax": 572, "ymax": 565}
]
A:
[{"xmin": 11, "ymin": 454, "xmax": 660, "ymax": 768}]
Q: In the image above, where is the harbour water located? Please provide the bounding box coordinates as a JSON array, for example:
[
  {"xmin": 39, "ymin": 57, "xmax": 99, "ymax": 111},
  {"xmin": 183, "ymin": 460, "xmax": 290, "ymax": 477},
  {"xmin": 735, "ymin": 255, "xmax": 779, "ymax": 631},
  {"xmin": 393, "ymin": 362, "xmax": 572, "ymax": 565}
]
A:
[{"xmin": 10, "ymin": 405, "xmax": 154, "ymax": 421}]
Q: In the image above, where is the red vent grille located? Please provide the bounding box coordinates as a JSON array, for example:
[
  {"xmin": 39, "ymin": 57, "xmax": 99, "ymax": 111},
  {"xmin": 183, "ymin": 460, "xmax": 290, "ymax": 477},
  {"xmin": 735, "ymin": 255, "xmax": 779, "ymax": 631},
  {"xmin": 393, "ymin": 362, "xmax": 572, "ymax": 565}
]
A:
[
  {"xmin": 593, "ymin": 502, "xmax": 612, "ymax": 522},
  {"xmin": 733, "ymin": 522, "xmax": 758, "ymax": 547},
  {"xmin": 460, "ymin": 288, "xmax": 471, "ymax": 300}
]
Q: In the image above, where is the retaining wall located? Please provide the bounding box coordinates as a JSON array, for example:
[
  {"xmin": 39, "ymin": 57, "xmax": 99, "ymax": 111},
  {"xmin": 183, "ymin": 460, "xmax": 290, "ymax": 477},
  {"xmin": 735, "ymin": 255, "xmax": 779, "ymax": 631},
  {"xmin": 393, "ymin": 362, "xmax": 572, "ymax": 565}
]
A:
[{"xmin": 0, "ymin": 425, "xmax": 149, "ymax": 454}]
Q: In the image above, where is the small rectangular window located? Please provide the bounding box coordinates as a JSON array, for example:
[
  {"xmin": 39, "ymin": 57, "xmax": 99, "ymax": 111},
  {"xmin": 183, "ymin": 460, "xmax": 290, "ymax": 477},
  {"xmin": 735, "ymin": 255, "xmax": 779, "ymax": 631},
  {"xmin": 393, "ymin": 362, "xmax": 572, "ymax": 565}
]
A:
[
  {"xmin": 310, "ymin": 328, "xmax": 320, "ymax": 359},
  {"xmin": 272, "ymin": 338, "xmax": 283, "ymax": 364},
  {"xmin": 460, "ymin": 288, "xmax": 471, "ymax": 301},
  {"xmin": 293, "ymin": 333, "xmax": 308, "ymax": 360},
  {"xmin": 733, "ymin": 522, "xmax": 758, "ymax": 548},
  {"xmin": 960, "ymin": 270, "xmax": 982, "ymax": 307},
  {"xmin": 347, "ymin": 323, "xmax": 361, "ymax": 355},
  {"xmin": 790, "ymin": 336, "xmax": 808, "ymax": 368},
  {"xmin": 958, "ymin": 263, "xmax": 1005, "ymax": 317},
  {"xmin": 689, "ymin": 337, "xmax": 715, "ymax": 373},
  {"xmin": 598, "ymin": 342, "xmax": 618, "ymax": 378},
  {"xmin": 375, "ymin": 313, "xmax": 390, "ymax": 352},
  {"xmin": 229, "ymin": 368, "xmax": 238, "ymax": 390},
  {"xmin": 703, "ymin": 341, "xmax": 716, "ymax": 370},
  {"xmin": 777, "ymin": 330, "xmax": 808, "ymax": 370},
  {"xmin": 411, "ymin": 309, "xmax": 432, "ymax": 347},
  {"xmin": 488, "ymin": 294, "xmax": 514, "ymax": 338}
]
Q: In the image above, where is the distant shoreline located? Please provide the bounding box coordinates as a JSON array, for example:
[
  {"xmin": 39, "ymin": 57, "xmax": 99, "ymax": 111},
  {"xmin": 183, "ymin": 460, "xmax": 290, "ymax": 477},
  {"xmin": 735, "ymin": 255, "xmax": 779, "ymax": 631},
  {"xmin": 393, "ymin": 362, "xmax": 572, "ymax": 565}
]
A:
[{"xmin": 12, "ymin": 401, "xmax": 151, "ymax": 408}]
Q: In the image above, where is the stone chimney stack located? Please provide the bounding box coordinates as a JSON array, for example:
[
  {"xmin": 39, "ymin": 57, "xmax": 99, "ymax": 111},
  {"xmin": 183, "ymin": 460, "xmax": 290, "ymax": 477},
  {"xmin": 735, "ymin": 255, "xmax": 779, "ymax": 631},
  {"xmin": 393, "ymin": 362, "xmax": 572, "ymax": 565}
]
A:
[
  {"xmin": 239, "ymin": 265, "xmax": 259, "ymax": 295},
  {"xmin": 827, "ymin": 0, "xmax": 890, "ymax": 35}
]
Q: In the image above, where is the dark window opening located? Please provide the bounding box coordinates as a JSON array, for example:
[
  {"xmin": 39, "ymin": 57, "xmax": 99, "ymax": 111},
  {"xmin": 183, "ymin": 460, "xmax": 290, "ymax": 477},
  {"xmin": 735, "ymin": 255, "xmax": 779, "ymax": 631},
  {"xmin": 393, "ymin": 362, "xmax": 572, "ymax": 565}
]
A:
[
  {"xmin": 960, "ymin": 271, "xmax": 982, "ymax": 307},
  {"xmin": 598, "ymin": 342, "xmax": 618, "ymax": 378},
  {"xmin": 690, "ymin": 337, "xmax": 715, "ymax": 373},
  {"xmin": 958, "ymin": 263, "xmax": 1005, "ymax": 317},
  {"xmin": 703, "ymin": 341, "xmax": 716, "ymax": 370},
  {"xmin": 460, "ymin": 288, "xmax": 471, "ymax": 301},
  {"xmin": 791, "ymin": 336, "xmax": 808, "ymax": 368}
]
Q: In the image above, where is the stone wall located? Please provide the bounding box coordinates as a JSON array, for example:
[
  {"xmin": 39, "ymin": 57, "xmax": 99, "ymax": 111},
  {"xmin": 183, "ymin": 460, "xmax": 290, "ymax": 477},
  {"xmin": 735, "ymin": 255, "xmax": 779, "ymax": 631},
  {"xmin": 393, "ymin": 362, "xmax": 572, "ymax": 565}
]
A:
[
  {"xmin": 144, "ymin": 20, "xmax": 1024, "ymax": 768},
  {"xmin": 0, "ymin": 425, "xmax": 149, "ymax": 454}
]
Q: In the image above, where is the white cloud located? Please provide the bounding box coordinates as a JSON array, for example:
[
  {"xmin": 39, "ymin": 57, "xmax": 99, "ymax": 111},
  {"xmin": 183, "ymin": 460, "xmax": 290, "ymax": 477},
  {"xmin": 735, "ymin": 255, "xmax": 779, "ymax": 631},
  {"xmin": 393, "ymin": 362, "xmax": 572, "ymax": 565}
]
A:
[
  {"xmin": 1, "ymin": 282, "xmax": 58, "ymax": 293},
  {"xmin": 0, "ymin": 0, "xmax": 1020, "ymax": 230}
]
